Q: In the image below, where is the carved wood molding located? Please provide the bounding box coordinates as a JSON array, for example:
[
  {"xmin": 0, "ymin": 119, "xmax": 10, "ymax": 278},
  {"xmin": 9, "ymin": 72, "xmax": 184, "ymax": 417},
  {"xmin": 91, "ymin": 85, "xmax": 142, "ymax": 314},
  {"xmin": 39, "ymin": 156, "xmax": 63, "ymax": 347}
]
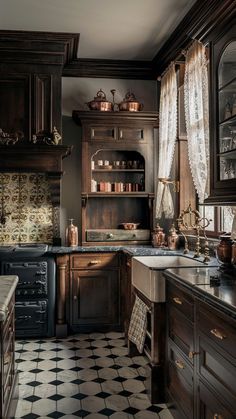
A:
[
  {"xmin": 0, "ymin": 30, "xmax": 80, "ymax": 66},
  {"xmin": 152, "ymin": 0, "xmax": 236, "ymax": 78},
  {"xmin": 63, "ymin": 58, "xmax": 154, "ymax": 79}
]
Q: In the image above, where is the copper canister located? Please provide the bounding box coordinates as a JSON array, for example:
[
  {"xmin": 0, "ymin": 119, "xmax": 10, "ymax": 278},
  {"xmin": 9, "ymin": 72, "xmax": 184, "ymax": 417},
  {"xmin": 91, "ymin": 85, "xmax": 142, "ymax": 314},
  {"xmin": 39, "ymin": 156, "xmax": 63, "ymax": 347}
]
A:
[
  {"xmin": 232, "ymin": 241, "xmax": 236, "ymax": 265},
  {"xmin": 216, "ymin": 235, "xmax": 233, "ymax": 265},
  {"xmin": 152, "ymin": 224, "xmax": 166, "ymax": 248}
]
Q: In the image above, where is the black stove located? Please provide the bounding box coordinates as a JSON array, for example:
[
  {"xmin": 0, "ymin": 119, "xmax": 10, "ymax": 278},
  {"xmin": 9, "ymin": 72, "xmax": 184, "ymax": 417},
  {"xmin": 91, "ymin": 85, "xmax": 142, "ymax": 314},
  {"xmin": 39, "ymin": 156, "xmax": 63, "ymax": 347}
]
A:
[{"xmin": 0, "ymin": 244, "xmax": 55, "ymax": 338}]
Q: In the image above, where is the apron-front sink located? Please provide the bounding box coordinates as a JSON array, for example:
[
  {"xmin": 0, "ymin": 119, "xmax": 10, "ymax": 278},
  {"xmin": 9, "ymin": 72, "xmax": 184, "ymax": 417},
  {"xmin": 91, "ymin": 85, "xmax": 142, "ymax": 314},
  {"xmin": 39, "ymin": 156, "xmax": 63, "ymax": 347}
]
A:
[{"xmin": 132, "ymin": 255, "xmax": 206, "ymax": 302}]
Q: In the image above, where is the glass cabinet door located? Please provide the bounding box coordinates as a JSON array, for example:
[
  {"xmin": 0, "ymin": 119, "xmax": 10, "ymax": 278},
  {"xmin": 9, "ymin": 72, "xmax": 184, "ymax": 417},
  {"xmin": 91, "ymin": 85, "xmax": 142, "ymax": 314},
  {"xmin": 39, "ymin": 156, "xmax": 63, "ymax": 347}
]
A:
[{"xmin": 218, "ymin": 41, "xmax": 236, "ymax": 181}]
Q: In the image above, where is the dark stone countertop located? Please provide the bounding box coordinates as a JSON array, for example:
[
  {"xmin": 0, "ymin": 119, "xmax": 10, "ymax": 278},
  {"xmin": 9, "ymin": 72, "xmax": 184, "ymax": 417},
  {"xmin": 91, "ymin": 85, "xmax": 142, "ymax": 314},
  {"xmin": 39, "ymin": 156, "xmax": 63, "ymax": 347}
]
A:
[{"xmin": 165, "ymin": 266, "xmax": 236, "ymax": 318}]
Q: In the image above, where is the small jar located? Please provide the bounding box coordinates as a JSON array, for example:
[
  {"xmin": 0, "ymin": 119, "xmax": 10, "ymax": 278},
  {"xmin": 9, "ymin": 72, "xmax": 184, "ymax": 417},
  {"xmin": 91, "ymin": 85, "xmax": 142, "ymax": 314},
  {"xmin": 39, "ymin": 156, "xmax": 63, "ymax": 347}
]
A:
[
  {"xmin": 216, "ymin": 235, "xmax": 233, "ymax": 265},
  {"xmin": 167, "ymin": 224, "xmax": 179, "ymax": 250},
  {"xmin": 152, "ymin": 224, "xmax": 165, "ymax": 248}
]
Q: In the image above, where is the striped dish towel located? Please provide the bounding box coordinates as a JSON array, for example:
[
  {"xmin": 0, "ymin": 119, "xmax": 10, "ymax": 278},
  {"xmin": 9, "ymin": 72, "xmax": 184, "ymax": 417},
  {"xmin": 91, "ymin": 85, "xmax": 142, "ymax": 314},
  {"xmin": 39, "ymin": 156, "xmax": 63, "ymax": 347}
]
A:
[{"xmin": 128, "ymin": 294, "xmax": 148, "ymax": 353}]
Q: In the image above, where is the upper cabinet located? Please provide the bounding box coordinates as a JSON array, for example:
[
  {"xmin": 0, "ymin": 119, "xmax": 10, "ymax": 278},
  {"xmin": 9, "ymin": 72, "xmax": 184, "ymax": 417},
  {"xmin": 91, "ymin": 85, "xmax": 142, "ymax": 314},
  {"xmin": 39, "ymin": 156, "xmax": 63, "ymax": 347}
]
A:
[{"xmin": 207, "ymin": 22, "xmax": 236, "ymax": 204}]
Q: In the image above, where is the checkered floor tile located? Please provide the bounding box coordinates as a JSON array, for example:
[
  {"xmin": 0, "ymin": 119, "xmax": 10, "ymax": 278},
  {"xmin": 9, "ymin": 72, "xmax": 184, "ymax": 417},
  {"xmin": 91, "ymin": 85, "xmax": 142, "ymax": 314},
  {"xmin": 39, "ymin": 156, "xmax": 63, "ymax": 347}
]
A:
[{"xmin": 15, "ymin": 332, "xmax": 173, "ymax": 418}]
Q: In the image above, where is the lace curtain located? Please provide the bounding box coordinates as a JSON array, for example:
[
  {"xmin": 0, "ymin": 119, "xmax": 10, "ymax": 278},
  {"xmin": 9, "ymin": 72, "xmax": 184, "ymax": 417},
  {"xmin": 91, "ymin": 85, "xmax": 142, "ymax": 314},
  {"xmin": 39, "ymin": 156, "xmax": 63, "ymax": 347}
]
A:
[
  {"xmin": 155, "ymin": 63, "xmax": 177, "ymax": 219},
  {"xmin": 184, "ymin": 40, "xmax": 209, "ymax": 203}
]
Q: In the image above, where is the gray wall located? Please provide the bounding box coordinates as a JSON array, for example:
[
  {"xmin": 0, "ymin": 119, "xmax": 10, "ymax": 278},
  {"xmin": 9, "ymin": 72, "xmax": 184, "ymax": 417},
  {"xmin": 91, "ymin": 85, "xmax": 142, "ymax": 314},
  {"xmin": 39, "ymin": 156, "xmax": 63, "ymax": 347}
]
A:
[{"xmin": 61, "ymin": 77, "xmax": 158, "ymax": 244}]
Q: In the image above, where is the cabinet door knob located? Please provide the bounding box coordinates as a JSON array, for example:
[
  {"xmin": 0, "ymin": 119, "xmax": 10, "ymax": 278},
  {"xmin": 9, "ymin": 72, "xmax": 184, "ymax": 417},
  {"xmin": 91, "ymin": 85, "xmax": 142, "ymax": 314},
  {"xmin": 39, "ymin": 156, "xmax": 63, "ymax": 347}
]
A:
[
  {"xmin": 173, "ymin": 297, "xmax": 182, "ymax": 305},
  {"xmin": 89, "ymin": 260, "xmax": 101, "ymax": 265},
  {"xmin": 210, "ymin": 328, "xmax": 226, "ymax": 340},
  {"xmin": 175, "ymin": 359, "xmax": 184, "ymax": 369},
  {"xmin": 73, "ymin": 295, "xmax": 78, "ymax": 301},
  {"xmin": 107, "ymin": 233, "xmax": 114, "ymax": 239}
]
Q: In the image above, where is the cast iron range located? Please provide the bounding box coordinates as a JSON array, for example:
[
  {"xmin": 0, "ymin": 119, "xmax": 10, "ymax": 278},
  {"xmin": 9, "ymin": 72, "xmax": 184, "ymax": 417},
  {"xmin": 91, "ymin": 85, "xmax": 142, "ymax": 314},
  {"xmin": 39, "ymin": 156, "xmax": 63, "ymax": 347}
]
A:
[{"xmin": 0, "ymin": 244, "xmax": 55, "ymax": 338}]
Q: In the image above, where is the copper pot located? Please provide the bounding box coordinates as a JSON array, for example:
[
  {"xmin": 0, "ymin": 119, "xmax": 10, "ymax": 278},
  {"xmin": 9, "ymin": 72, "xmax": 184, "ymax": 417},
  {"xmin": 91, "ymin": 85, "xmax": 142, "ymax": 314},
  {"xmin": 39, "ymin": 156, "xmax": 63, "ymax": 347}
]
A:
[
  {"xmin": 86, "ymin": 89, "xmax": 113, "ymax": 111},
  {"xmin": 118, "ymin": 91, "xmax": 143, "ymax": 112}
]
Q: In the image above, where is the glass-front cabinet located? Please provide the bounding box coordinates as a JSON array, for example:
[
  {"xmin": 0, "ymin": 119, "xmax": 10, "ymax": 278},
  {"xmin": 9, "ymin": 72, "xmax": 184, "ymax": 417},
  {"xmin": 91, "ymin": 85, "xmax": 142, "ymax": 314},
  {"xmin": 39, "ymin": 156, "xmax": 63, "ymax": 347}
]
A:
[{"xmin": 207, "ymin": 22, "xmax": 236, "ymax": 203}]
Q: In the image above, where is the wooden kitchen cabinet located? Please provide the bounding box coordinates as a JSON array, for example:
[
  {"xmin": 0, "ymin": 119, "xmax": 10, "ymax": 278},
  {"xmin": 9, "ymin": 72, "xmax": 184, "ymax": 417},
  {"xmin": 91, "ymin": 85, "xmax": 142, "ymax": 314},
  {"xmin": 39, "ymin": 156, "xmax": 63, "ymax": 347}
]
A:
[
  {"xmin": 72, "ymin": 111, "xmax": 158, "ymax": 245},
  {"xmin": 0, "ymin": 295, "xmax": 18, "ymax": 419},
  {"xmin": 166, "ymin": 280, "xmax": 195, "ymax": 419},
  {"xmin": 69, "ymin": 253, "xmax": 121, "ymax": 332},
  {"xmin": 196, "ymin": 301, "xmax": 236, "ymax": 418},
  {"xmin": 165, "ymin": 274, "xmax": 236, "ymax": 419},
  {"xmin": 206, "ymin": 20, "xmax": 236, "ymax": 204}
]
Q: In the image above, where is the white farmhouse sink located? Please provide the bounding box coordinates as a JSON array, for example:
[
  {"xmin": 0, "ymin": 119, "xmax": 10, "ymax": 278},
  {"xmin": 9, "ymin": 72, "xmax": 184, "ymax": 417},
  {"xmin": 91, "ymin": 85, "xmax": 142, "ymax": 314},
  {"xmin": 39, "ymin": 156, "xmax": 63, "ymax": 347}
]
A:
[{"xmin": 132, "ymin": 255, "xmax": 205, "ymax": 302}]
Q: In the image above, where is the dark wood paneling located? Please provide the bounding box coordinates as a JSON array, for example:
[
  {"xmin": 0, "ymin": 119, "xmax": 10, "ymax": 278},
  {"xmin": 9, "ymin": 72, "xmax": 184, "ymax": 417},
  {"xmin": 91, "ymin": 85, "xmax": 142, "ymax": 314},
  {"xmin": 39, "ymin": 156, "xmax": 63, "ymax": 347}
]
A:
[{"xmin": 0, "ymin": 74, "xmax": 30, "ymax": 140}]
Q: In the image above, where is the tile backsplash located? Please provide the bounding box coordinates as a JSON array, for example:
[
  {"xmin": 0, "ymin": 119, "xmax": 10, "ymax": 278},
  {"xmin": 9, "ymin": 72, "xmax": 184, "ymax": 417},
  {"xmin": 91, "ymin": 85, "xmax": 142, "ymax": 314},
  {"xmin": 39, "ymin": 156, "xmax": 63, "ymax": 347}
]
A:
[{"xmin": 0, "ymin": 173, "xmax": 53, "ymax": 244}]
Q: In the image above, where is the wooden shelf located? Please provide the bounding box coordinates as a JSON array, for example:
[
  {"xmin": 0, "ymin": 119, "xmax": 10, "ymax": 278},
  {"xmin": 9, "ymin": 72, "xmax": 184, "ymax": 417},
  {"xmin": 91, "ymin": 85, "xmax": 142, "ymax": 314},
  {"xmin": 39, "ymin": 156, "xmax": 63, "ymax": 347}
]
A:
[
  {"xmin": 217, "ymin": 148, "xmax": 236, "ymax": 159},
  {"xmin": 92, "ymin": 169, "xmax": 144, "ymax": 172},
  {"xmin": 82, "ymin": 192, "xmax": 154, "ymax": 198}
]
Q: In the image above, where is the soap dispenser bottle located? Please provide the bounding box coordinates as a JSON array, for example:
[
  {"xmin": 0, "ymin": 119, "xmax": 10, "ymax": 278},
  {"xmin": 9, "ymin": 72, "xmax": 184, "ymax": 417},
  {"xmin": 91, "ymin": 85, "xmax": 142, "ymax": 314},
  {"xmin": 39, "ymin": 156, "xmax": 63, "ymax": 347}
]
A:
[
  {"xmin": 66, "ymin": 219, "xmax": 78, "ymax": 247},
  {"xmin": 167, "ymin": 224, "xmax": 179, "ymax": 250}
]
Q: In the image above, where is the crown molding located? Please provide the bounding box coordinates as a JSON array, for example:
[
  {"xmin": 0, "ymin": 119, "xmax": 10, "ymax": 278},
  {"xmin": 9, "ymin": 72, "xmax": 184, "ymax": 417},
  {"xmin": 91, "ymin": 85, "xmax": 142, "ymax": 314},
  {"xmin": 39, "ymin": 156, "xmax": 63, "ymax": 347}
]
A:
[{"xmin": 63, "ymin": 58, "xmax": 154, "ymax": 79}]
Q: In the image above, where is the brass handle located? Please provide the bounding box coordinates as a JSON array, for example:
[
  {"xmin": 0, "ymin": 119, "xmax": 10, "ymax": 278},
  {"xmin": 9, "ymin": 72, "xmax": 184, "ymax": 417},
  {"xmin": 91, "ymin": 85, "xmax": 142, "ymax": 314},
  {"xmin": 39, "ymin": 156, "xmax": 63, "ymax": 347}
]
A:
[
  {"xmin": 214, "ymin": 414, "xmax": 223, "ymax": 419},
  {"xmin": 173, "ymin": 297, "xmax": 182, "ymax": 305},
  {"xmin": 126, "ymin": 261, "xmax": 131, "ymax": 267},
  {"xmin": 120, "ymin": 129, "xmax": 123, "ymax": 139},
  {"xmin": 188, "ymin": 351, "xmax": 200, "ymax": 359},
  {"xmin": 210, "ymin": 329, "xmax": 226, "ymax": 340},
  {"xmin": 89, "ymin": 260, "xmax": 101, "ymax": 265},
  {"xmin": 175, "ymin": 359, "xmax": 184, "ymax": 369}
]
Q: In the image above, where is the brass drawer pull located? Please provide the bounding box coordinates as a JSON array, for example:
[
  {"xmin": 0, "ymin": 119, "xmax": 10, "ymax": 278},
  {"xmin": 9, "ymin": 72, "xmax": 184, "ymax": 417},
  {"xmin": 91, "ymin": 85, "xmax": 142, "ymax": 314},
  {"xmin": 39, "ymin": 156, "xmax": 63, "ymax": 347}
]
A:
[
  {"xmin": 175, "ymin": 359, "xmax": 184, "ymax": 369},
  {"xmin": 89, "ymin": 260, "xmax": 101, "ymax": 265},
  {"xmin": 173, "ymin": 297, "xmax": 182, "ymax": 305},
  {"xmin": 210, "ymin": 328, "xmax": 226, "ymax": 340},
  {"xmin": 188, "ymin": 351, "xmax": 200, "ymax": 359},
  {"xmin": 214, "ymin": 414, "xmax": 223, "ymax": 419}
]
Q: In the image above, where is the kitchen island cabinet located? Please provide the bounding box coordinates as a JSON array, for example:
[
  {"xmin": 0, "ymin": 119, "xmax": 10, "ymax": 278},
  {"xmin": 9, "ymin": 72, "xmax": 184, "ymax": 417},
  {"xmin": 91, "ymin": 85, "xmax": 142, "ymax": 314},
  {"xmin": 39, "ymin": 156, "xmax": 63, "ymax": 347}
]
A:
[
  {"xmin": 0, "ymin": 275, "xmax": 19, "ymax": 419},
  {"xmin": 165, "ymin": 267, "xmax": 236, "ymax": 419}
]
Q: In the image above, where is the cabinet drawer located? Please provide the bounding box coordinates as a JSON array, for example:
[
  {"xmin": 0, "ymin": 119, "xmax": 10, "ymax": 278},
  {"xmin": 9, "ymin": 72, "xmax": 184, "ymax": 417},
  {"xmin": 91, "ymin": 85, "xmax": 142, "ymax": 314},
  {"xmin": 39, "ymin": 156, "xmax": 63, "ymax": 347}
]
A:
[
  {"xmin": 167, "ymin": 341, "xmax": 194, "ymax": 419},
  {"xmin": 197, "ymin": 333, "xmax": 236, "ymax": 411},
  {"xmin": 71, "ymin": 253, "xmax": 119, "ymax": 269},
  {"xmin": 86, "ymin": 229, "xmax": 150, "ymax": 242},
  {"xmin": 167, "ymin": 281, "xmax": 194, "ymax": 321},
  {"xmin": 118, "ymin": 127, "xmax": 144, "ymax": 141},
  {"xmin": 198, "ymin": 380, "xmax": 235, "ymax": 419},
  {"xmin": 197, "ymin": 301, "xmax": 236, "ymax": 360},
  {"xmin": 90, "ymin": 126, "xmax": 116, "ymax": 141},
  {"xmin": 168, "ymin": 305, "xmax": 194, "ymax": 360}
]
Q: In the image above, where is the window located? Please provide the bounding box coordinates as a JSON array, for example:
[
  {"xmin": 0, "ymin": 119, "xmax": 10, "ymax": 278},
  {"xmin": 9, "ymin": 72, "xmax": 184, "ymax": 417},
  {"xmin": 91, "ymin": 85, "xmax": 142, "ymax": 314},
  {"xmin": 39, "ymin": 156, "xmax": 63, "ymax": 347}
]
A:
[{"xmin": 199, "ymin": 205, "xmax": 234, "ymax": 237}]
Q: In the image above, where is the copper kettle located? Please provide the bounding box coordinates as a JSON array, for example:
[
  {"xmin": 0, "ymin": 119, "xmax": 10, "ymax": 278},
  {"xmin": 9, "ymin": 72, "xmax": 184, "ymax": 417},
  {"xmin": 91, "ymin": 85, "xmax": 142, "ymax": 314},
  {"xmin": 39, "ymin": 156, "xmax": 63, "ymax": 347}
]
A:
[
  {"xmin": 118, "ymin": 91, "xmax": 143, "ymax": 112},
  {"xmin": 86, "ymin": 89, "xmax": 113, "ymax": 111}
]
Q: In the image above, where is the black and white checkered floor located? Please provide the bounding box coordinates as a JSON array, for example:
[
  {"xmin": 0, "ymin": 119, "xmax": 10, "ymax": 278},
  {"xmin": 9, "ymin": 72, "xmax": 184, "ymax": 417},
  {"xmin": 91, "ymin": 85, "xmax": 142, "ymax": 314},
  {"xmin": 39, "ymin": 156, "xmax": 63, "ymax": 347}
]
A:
[{"xmin": 15, "ymin": 332, "xmax": 173, "ymax": 419}]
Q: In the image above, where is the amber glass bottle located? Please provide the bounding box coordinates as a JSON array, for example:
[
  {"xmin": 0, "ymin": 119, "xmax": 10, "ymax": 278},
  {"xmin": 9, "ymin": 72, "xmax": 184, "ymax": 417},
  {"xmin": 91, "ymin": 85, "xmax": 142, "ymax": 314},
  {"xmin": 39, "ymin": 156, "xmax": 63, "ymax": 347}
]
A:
[{"xmin": 66, "ymin": 219, "xmax": 78, "ymax": 247}]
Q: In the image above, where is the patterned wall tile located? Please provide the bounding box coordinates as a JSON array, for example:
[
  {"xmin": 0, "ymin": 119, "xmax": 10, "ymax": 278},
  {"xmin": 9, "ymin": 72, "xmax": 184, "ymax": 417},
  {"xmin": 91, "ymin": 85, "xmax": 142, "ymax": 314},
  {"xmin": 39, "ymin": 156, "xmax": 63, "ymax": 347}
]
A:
[{"xmin": 0, "ymin": 173, "xmax": 53, "ymax": 244}]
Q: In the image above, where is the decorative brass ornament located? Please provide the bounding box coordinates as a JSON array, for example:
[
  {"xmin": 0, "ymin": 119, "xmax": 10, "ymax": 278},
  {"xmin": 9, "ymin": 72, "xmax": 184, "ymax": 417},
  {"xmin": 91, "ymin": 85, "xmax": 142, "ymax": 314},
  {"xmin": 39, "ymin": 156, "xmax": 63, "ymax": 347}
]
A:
[
  {"xmin": 31, "ymin": 126, "xmax": 62, "ymax": 145},
  {"xmin": 0, "ymin": 128, "xmax": 23, "ymax": 145}
]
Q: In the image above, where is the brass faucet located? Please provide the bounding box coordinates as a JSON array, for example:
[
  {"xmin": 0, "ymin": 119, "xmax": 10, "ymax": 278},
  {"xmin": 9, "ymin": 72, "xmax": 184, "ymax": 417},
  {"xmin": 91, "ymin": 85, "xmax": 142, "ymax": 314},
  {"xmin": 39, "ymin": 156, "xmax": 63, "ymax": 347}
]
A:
[{"xmin": 177, "ymin": 203, "xmax": 212, "ymax": 261}]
